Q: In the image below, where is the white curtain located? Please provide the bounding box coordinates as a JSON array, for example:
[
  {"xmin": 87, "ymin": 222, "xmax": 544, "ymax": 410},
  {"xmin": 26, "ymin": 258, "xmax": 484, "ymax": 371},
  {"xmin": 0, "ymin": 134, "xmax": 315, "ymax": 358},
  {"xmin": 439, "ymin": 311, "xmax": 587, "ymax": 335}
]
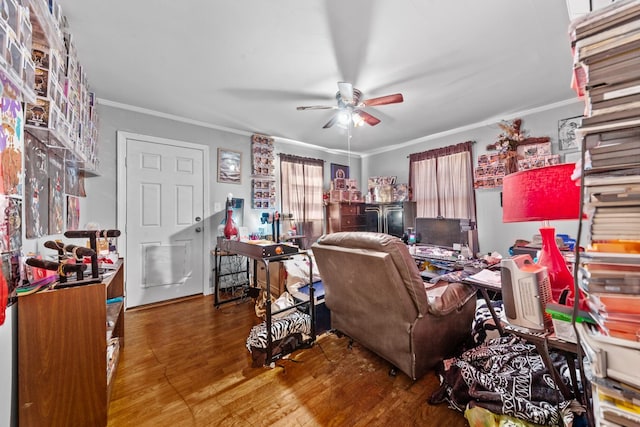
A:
[
  {"xmin": 437, "ymin": 151, "xmax": 474, "ymax": 219},
  {"xmin": 281, "ymin": 161, "xmax": 304, "ymax": 219},
  {"xmin": 409, "ymin": 141, "xmax": 476, "ymax": 221},
  {"xmin": 411, "ymin": 157, "xmax": 438, "ymax": 217},
  {"xmin": 280, "ymin": 156, "xmax": 323, "ymax": 221}
]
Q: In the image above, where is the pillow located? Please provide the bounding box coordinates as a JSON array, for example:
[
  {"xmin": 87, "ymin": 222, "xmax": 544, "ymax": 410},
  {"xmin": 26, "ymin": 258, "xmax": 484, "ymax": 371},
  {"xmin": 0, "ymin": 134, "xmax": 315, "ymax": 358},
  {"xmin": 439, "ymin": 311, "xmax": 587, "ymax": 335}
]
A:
[{"xmin": 281, "ymin": 250, "xmax": 321, "ymax": 293}]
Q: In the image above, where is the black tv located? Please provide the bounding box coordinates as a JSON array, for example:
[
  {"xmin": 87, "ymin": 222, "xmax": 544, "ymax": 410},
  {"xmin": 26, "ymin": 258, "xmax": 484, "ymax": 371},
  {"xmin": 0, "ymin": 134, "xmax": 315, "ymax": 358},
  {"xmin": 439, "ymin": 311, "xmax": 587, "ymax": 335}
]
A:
[{"xmin": 414, "ymin": 217, "xmax": 476, "ymax": 250}]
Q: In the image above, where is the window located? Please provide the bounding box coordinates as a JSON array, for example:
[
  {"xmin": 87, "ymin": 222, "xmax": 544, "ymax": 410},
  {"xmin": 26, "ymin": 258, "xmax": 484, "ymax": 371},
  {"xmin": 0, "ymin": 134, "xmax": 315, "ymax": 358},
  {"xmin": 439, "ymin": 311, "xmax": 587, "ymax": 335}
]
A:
[
  {"xmin": 409, "ymin": 141, "xmax": 476, "ymax": 221},
  {"xmin": 279, "ymin": 154, "xmax": 324, "ymax": 222}
]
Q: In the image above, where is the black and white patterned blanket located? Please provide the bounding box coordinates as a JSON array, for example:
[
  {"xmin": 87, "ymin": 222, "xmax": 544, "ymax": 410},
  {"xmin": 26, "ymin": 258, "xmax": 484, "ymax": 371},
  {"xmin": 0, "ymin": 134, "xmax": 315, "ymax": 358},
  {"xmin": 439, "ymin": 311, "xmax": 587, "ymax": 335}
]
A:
[{"xmin": 430, "ymin": 335, "xmax": 575, "ymax": 426}]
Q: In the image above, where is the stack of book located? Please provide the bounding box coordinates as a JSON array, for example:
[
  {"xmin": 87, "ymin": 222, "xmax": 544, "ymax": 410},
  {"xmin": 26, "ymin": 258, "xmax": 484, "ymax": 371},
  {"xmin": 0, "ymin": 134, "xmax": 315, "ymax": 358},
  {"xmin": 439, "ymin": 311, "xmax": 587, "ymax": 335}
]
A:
[
  {"xmin": 571, "ymin": 0, "xmax": 640, "ymax": 128},
  {"xmin": 590, "ymin": 139, "xmax": 640, "ymax": 169},
  {"xmin": 570, "ymin": 2, "xmax": 640, "ymax": 425},
  {"xmin": 585, "ymin": 174, "xmax": 640, "ymax": 242}
]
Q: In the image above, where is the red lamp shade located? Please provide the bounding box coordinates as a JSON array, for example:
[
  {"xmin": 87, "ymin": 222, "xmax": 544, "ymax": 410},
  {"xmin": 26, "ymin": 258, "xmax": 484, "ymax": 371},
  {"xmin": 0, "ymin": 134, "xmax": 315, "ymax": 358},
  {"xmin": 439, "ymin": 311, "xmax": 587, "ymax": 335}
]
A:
[
  {"xmin": 502, "ymin": 163, "xmax": 581, "ymax": 223},
  {"xmin": 502, "ymin": 164, "xmax": 586, "ymax": 309}
]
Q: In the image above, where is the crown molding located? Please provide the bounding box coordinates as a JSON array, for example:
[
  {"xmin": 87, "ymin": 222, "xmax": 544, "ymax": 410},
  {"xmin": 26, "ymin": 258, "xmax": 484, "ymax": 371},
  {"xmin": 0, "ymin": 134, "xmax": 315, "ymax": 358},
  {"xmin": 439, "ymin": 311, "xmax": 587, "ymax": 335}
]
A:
[{"xmin": 98, "ymin": 96, "xmax": 580, "ymax": 159}]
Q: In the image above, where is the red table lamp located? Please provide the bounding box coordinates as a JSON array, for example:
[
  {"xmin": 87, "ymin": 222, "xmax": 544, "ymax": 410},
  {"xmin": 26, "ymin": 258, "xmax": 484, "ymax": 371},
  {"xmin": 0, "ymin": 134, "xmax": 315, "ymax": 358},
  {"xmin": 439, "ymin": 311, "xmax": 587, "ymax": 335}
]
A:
[{"xmin": 502, "ymin": 163, "xmax": 586, "ymax": 308}]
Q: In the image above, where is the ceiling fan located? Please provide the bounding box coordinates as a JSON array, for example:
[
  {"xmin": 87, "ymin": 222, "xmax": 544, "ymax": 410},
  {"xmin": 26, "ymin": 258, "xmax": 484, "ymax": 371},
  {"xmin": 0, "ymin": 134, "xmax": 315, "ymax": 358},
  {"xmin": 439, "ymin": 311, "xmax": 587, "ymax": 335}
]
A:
[{"xmin": 296, "ymin": 82, "xmax": 403, "ymax": 129}]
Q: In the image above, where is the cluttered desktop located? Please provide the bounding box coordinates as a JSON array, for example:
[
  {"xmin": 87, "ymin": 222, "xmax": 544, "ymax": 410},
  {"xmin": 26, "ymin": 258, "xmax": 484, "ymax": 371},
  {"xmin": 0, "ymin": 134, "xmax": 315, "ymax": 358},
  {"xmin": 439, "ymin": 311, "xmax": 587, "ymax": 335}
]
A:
[
  {"xmin": 406, "ymin": 217, "xmax": 561, "ymax": 336},
  {"xmin": 404, "ymin": 217, "xmax": 488, "ymax": 281}
]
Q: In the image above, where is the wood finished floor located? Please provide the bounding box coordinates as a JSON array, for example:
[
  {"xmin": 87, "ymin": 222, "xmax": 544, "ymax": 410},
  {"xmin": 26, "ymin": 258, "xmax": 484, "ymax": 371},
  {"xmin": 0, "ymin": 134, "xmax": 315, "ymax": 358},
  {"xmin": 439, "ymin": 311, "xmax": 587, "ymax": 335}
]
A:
[{"xmin": 107, "ymin": 295, "xmax": 469, "ymax": 427}]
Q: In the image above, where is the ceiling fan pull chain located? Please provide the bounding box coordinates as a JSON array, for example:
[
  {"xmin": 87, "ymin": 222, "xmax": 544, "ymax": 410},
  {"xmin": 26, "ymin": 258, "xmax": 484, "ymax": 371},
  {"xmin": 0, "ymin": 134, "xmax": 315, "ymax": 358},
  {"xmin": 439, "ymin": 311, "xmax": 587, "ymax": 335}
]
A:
[{"xmin": 347, "ymin": 120, "xmax": 352, "ymax": 170}]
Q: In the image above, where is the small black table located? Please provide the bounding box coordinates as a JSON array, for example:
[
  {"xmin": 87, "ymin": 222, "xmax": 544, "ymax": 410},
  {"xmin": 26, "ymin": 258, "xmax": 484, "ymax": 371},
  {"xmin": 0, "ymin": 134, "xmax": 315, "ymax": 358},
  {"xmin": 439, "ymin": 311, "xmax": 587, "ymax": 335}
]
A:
[{"xmin": 216, "ymin": 239, "xmax": 315, "ymax": 366}]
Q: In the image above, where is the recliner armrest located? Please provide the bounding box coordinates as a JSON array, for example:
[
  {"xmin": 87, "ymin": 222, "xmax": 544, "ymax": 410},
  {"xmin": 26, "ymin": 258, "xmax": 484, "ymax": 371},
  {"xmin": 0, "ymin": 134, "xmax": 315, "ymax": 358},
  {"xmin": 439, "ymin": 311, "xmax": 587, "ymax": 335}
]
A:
[{"xmin": 427, "ymin": 281, "xmax": 477, "ymax": 317}]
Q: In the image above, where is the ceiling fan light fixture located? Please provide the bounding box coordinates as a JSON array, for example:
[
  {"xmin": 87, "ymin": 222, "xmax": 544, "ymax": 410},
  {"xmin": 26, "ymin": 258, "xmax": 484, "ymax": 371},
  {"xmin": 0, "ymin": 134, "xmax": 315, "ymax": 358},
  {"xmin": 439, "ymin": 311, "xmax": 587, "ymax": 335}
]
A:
[
  {"xmin": 297, "ymin": 81, "xmax": 403, "ymax": 129},
  {"xmin": 337, "ymin": 110, "xmax": 351, "ymax": 126},
  {"xmin": 352, "ymin": 112, "xmax": 365, "ymax": 127}
]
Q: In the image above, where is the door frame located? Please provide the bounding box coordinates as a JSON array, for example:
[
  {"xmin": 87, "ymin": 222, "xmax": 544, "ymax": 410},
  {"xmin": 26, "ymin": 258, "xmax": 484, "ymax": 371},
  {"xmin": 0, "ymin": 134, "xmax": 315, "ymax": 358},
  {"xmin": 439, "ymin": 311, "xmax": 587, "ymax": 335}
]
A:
[{"xmin": 116, "ymin": 131, "xmax": 212, "ymax": 298}]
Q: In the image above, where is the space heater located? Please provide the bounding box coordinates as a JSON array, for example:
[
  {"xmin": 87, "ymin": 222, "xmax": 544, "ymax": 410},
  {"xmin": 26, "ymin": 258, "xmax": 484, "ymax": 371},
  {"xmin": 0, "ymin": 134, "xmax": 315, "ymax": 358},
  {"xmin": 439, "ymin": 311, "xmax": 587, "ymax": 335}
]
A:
[{"xmin": 500, "ymin": 254, "xmax": 553, "ymax": 332}]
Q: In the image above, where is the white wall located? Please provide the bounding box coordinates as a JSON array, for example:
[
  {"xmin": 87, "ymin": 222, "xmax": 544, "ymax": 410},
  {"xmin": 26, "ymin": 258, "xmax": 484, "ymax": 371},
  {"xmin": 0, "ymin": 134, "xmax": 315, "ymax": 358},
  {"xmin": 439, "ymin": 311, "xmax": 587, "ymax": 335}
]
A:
[
  {"xmin": 84, "ymin": 104, "xmax": 358, "ymax": 261},
  {"xmin": 87, "ymin": 100, "xmax": 587, "ymax": 260},
  {"xmin": 364, "ymin": 100, "xmax": 585, "ymax": 256}
]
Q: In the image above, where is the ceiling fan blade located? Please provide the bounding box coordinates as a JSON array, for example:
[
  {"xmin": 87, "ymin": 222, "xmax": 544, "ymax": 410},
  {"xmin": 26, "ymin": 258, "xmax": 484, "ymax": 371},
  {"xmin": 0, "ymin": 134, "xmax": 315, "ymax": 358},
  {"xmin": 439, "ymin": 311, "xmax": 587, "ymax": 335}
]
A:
[
  {"xmin": 337, "ymin": 82, "xmax": 354, "ymax": 104},
  {"xmin": 357, "ymin": 110, "xmax": 381, "ymax": 126},
  {"xmin": 296, "ymin": 105, "xmax": 337, "ymax": 110},
  {"xmin": 323, "ymin": 114, "xmax": 338, "ymax": 129},
  {"xmin": 362, "ymin": 93, "xmax": 404, "ymax": 107}
]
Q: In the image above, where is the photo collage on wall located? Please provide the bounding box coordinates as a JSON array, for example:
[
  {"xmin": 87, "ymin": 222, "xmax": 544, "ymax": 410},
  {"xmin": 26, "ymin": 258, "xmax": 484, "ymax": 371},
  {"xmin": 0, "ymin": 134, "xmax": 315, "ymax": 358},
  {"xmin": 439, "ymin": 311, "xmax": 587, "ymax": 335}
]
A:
[
  {"xmin": 475, "ymin": 142, "xmax": 561, "ymax": 189},
  {"xmin": 474, "ymin": 154, "xmax": 507, "ymax": 189},
  {"xmin": 251, "ymin": 134, "xmax": 276, "ymax": 209},
  {"xmin": 516, "ymin": 142, "xmax": 560, "ymax": 170},
  {"xmin": 0, "ymin": 98, "xmax": 24, "ymax": 305}
]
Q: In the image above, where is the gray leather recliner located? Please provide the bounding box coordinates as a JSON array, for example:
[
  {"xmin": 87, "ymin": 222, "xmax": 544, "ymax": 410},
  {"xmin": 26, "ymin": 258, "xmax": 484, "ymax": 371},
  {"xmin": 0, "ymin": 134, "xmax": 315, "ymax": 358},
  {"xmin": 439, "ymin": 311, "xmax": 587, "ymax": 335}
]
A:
[{"xmin": 312, "ymin": 231, "xmax": 477, "ymax": 380}]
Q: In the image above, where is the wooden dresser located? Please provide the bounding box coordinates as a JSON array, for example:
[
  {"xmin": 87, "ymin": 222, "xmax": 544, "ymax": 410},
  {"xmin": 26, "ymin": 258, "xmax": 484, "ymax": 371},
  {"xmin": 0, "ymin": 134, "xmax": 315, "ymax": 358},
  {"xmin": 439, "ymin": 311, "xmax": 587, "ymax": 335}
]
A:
[
  {"xmin": 18, "ymin": 261, "xmax": 125, "ymax": 427},
  {"xmin": 326, "ymin": 202, "xmax": 367, "ymax": 233}
]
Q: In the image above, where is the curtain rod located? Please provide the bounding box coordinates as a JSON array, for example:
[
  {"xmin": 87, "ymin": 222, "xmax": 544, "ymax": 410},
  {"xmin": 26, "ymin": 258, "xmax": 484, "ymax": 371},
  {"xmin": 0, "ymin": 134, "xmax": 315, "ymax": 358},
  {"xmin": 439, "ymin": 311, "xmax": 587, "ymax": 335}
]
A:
[
  {"xmin": 406, "ymin": 140, "xmax": 475, "ymax": 158},
  {"xmin": 277, "ymin": 153, "xmax": 325, "ymax": 162}
]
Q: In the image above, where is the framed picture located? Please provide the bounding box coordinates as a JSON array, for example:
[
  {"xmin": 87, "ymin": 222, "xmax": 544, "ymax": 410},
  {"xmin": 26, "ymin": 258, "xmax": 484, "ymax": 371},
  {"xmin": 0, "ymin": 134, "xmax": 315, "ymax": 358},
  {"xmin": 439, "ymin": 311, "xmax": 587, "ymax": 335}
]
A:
[
  {"xmin": 558, "ymin": 116, "xmax": 582, "ymax": 151},
  {"xmin": 330, "ymin": 163, "xmax": 349, "ymax": 180},
  {"xmin": 217, "ymin": 148, "xmax": 242, "ymax": 184}
]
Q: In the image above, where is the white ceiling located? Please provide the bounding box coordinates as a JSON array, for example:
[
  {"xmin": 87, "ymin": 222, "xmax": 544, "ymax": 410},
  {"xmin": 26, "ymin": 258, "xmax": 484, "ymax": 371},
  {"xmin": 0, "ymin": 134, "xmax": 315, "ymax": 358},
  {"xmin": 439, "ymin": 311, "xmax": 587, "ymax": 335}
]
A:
[{"xmin": 56, "ymin": 0, "xmax": 578, "ymax": 155}]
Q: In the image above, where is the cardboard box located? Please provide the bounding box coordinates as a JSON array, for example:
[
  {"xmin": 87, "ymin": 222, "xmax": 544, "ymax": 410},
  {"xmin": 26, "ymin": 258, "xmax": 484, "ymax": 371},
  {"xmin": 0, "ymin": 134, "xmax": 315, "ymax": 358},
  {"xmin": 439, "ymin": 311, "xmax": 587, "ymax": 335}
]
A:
[
  {"xmin": 5, "ymin": 0, "xmax": 20, "ymax": 35},
  {"xmin": 18, "ymin": 7, "xmax": 31, "ymax": 47},
  {"xmin": 25, "ymin": 97, "xmax": 53, "ymax": 127},
  {"xmin": 0, "ymin": 21, "xmax": 7, "ymax": 68},
  {"xmin": 23, "ymin": 56, "xmax": 34, "ymax": 92},
  {"xmin": 256, "ymin": 261, "xmax": 286, "ymax": 298},
  {"xmin": 7, "ymin": 37, "xmax": 23, "ymax": 79},
  {"xmin": 33, "ymin": 66, "xmax": 49, "ymax": 97},
  {"xmin": 32, "ymin": 43, "xmax": 51, "ymax": 69}
]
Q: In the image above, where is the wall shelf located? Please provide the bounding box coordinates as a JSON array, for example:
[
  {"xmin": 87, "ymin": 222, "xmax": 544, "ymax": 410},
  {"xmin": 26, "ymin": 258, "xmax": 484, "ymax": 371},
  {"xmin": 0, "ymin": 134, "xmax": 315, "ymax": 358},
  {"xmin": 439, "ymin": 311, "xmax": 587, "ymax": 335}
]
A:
[{"xmin": 28, "ymin": 0, "xmax": 65, "ymax": 53}]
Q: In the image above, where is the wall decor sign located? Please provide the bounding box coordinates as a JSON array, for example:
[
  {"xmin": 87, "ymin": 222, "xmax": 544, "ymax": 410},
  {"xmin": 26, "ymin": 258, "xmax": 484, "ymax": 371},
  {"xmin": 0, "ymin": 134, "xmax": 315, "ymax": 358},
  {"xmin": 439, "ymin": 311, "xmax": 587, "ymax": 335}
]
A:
[
  {"xmin": 558, "ymin": 116, "xmax": 582, "ymax": 151},
  {"xmin": 330, "ymin": 163, "xmax": 349, "ymax": 180},
  {"xmin": 217, "ymin": 148, "xmax": 242, "ymax": 184},
  {"xmin": 251, "ymin": 134, "xmax": 276, "ymax": 209}
]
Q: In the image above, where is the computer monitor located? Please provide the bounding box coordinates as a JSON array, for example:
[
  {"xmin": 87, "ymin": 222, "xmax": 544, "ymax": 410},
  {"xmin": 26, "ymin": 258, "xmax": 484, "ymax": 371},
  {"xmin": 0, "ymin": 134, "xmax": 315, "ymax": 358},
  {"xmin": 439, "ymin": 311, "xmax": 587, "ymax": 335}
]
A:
[{"xmin": 414, "ymin": 217, "xmax": 476, "ymax": 251}]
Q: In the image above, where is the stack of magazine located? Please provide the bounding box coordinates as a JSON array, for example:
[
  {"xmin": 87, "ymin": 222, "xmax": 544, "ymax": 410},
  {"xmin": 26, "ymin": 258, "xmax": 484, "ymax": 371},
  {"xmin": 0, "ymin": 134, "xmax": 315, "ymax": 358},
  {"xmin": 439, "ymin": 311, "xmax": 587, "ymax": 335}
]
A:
[{"xmin": 570, "ymin": 1, "xmax": 640, "ymax": 425}]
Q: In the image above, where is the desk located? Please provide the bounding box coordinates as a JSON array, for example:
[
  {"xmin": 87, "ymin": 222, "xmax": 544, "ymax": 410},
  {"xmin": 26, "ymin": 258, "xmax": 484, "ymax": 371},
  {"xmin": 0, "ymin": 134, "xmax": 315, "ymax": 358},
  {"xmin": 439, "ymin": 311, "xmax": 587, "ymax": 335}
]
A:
[
  {"xmin": 463, "ymin": 276, "xmax": 590, "ymax": 422},
  {"xmin": 505, "ymin": 325, "xmax": 583, "ymax": 403},
  {"xmin": 463, "ymin": 276, "xmax": 505, "ymax": 336},
  {"xmin": 217, "ymin": 239, "xmax": 315, "ymax": 365}
]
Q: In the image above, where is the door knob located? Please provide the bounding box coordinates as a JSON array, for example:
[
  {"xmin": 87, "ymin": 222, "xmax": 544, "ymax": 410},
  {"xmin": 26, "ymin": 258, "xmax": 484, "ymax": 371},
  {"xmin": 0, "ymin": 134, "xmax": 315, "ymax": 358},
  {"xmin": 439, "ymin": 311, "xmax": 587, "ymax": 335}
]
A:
[
  {"xmin": 195, "ymin": 227, "xmax": 202, "ymax": 232},
  {"xmin": 195, "ymin": 216, "xmax": 202, "ymax": 222}
]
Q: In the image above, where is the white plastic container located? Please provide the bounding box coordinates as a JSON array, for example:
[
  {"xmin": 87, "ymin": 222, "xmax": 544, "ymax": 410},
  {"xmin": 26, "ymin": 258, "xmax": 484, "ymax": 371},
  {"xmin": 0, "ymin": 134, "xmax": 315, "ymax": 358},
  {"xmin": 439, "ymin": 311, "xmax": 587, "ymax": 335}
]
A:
[{"xmin": 578, "ymin": 322, "xmax": 640, "ymax": 388}]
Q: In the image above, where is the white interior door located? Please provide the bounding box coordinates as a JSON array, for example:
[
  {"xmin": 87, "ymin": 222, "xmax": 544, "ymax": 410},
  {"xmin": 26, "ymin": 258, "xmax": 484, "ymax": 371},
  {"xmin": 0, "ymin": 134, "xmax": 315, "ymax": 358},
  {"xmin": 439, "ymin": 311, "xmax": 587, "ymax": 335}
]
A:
[{"xmin": 118, "ymin": 132, "xmax": 209, "ymax": 308}]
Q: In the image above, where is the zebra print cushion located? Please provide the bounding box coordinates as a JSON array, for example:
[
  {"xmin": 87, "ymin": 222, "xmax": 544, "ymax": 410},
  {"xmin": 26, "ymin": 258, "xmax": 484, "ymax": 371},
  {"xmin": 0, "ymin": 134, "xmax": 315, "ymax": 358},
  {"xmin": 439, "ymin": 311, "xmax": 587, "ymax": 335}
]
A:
[
  {"xmin": 472, "ymin": 299, "xmax": 505, "ymax": 346},
  {"xmin": 246, "ymin": 310, "xmax": 312, "ymax": 351}
]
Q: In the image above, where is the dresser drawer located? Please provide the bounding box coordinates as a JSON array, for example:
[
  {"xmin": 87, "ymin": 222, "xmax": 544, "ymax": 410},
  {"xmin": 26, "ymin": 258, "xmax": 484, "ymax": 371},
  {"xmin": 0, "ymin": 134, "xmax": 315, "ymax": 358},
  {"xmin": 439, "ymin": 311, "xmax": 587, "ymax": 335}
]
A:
[
  {"xmin": 340, "ymin": 204, "xmax": 362, "ymax": 215},
  {"xmin": 342, "ymin": 215, "xmax": 366, "ymax": 227}
]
